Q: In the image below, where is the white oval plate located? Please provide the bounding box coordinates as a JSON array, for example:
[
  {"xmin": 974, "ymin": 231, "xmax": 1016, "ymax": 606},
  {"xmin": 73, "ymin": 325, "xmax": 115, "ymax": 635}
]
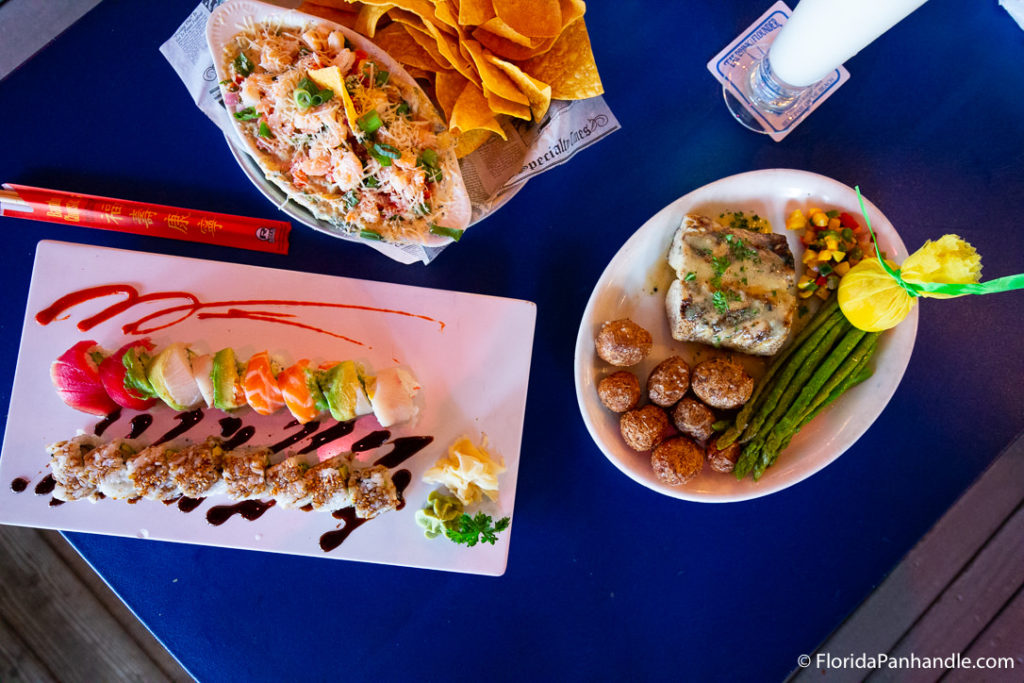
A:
[{"xmin": 573, "ymin": 169, "xmax": 918, "ymax": 502}]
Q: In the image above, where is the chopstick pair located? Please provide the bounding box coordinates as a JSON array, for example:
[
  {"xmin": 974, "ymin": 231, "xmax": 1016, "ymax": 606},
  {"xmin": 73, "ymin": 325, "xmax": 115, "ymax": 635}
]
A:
[{"xmin": 0, "ymin": 183, "xmax": 290, "ymax": 254}]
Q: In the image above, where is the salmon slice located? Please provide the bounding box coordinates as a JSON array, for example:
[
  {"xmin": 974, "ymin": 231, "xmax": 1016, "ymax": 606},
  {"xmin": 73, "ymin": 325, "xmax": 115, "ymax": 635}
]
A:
[
  {"xmin": 242, "ymin": 351, "xmax": 285, "ymax": 415},
  {"xmin": 278, "ymin": 359, "xmax": 323, "ymax": 423}
]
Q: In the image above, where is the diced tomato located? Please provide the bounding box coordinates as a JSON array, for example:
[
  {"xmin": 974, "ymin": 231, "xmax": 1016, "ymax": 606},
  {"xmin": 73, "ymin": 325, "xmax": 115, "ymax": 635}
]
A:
[
  {"xmin": 293, "ymin": 167, "xmax": 308, "ymax": 188},
  {"xmin": 815, "ymin": 276, "xmax": 827, "ymax": 287},
  {"xmin": 839, "ymin": 212, "xmax": 860, "ymax": 229}
]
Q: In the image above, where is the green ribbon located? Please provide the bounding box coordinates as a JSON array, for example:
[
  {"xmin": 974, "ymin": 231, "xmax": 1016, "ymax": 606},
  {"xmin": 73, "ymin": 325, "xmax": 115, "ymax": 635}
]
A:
[{"xmin": 854, "ymin": 186, "xmax": 1024, "ymax": 298}]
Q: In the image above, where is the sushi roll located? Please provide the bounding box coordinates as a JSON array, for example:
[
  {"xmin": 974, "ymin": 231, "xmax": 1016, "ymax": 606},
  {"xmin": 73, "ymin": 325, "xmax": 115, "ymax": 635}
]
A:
[
  {"xmin": 221, "ymin": 446, "xmax": 271, "ymax": 500},
  {"xmin": 127, "ymin": 444, "xmax": 181, "ymax": 501},
  {"xmin": 211, "ymin": 348, "xmax": 247, "ymax": 411},
  {"xmin": 304, "ymin": 454, "xmax": 352, "ymax": 511},
  {"xmin": 98, "ymin": 340, "xmax": 158, "ymax": 411},
  {"xmin": 242, "ymin": 351, "xmax": 285, "ymax": 415},
  {"xmin": 50, "ymin": 341, "xmax": 118, "ymax": 416},
  {"xmin": 367, "ymin": 367, "xmax": 420, "ymax": 427},
  {"xmin": 265, "ymin": 453, "xmax": 313, "ymax": 508},
  {"xmin": 47, "ymin": 434, "xmax": 101, "ymax": 501},
  {"xmin": 348, "ymin": 464, "xmax": 399, "ymax": 519},
  {"xmin": 318, "ymin": 361, "xmax": 373, "ymax": 422},
  {"xmin": 147, "ymin": 343, "xmax": 203, "ymax": 411},
  {"xmin": 278, "ymin": 359, "xmax": 328, "ymax": 424},
  {"xmin": 168, "ymin": 436, "xmax": 225, "ymax": 498},
  {"xmin": 83, "ymin": 440, "xmax": 138, "ymax": 499}
]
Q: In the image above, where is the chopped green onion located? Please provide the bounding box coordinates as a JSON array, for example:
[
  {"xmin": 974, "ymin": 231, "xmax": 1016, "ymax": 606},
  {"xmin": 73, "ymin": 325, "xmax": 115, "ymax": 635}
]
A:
[
  {"xmin": 375, "ymin": 69, "xmax": 390, "ymax": 86},
  {"xmin": 413, "ymin": 202, "xmax": 431, "ymax": 216},
  {"xmin": 233, "ymin": 52, "xmax": 254, "ymax": 77},
  {"xmin": 233, "ymin": 107, "xmax": 260, "ymax": 120},
  {"xmin": 362, "ymin": 176, "xmax": 379, "ymax": 188},
  {"xmin": 258, "ymin": 121, "xmax": 274, "ymax": 138},
  {"xmin": 294, "ymin": 89, "xmax": 313, "ymax": 109},
  {"xmin": 373, "ymin": 142, "xmax": 400, "ymax": 159},
  {"xmin": 418, "ymin": 148, "xmax": 438, "ymax": 167},
  {"xmin": 357, "ymin": 109, "xmax": 382, "ymax": 134},
  {"xmin": 360, "ymin": 229, "xmax": 383, "ymax": 240},
  {"xmin": 429, "ymin": 224, "xmax": 463, "ymax": 242},
  {"xmin": 424, "ymin": 166, "xmax": 443, "ymax": 183},
  {"xmin": 342, "ymin": 190, "xmax": 360, "ymax": 208},
  {"xmin": 684, "ymin": 271, "xmax": 696, "ymax": 282},
  {"xmin": 298, "ymin": 78, "xmax": 317, "ymax": 92},
  {"xmin": 318, "ymin": 88, "xmax": 333, "ymax": 102},
  {"xmin": 396, "ymin": 101, "xmax": 410, "ymax": 116}
]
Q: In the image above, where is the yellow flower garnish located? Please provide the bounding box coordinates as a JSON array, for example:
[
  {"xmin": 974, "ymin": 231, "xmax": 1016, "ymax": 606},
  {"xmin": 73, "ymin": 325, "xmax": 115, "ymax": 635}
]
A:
[{"xmin": 901, "ymin": 235, "xmax": 981, "ymax": 299}]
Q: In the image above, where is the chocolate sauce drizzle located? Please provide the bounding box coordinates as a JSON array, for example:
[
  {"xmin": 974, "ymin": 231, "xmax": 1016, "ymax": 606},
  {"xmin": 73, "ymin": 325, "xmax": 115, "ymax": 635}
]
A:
[
  {"xmin": 10, "ymin": 478, "xmax": 28, "ymax": 493},
  {"xmin": 152, "ymin": 409, "xmax": 204, "ymax": 446},
  {"xmin": 219, "ymin": 417, "xmax": 243, "ymax": 437},
  {"xmin": 94, "ymin": 408, "xmax": 122, "ymax": 437},
  {"xmin": 352, "ymin": 430, "xmax": 390, "ymax": 452},
  {"xmin": 35, "ymin": 475, "xmax": 56, "ymax": 495},
  {"xmin": 127, "ymin": 414, "xmax": 153, "ymax": 439},
  {"xmin": 49, "ymin": 498, "xmax": 64, "ymax": 507},
  {"xmin": 221, "ymin": 426, "xmax": 256, "ymax": 451},
  {"xmin": 373, "ymin": 436, "xmax": 434, "ymax": 469},
  {"xmin": 178, "ymin": 497, "xmax": 205, "ymax": 513},
  {"xmin": 206, "ymin": 499, "xmax": 276, "ymax": 526},
  {"xmin": 298, "ymin": 420, "xmax": 355, "ymax": 454},
  {"xmin": 270, "ymin": 420, "xmax": 321, "ymax": 454}
]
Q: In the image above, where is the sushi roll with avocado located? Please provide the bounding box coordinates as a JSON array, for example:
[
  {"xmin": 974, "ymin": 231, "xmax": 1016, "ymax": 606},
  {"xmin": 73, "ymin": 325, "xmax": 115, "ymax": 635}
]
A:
[
  {"xmin": 210, "ymin": 348, "xmax": 248, "ymax": 412},
  {"xmin": 366, "ymin": 367, "xmax": 420, "ymax": 427},
  {"xmin": 318, "ymin": 361, "xmax": 374, "ymax": 422},
  {"xmin": 242, "ymin": 351, "xmax": 285, "ymax": 415},
  {"xmin": 278, "ymin": 359, "xmax": 329, "ymax": 424},
  {"xmin": 147, "ymin": 343, "xmax": 203, "ymax": 411}
]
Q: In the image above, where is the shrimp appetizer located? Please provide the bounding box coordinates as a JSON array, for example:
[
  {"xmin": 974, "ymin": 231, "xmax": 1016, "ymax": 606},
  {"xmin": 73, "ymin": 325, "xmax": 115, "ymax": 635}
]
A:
[{"xmin": 212, "ymin": 7, "xmax": 471, "ymax": 246}]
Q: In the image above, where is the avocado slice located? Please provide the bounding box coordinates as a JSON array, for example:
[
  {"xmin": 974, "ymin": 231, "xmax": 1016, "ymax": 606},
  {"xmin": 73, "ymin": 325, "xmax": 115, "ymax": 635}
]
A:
[
  {"xmin": 147, "ymin": 343, "xmax": 202, "ymax": 411},
  {"xmin": 319, "ymin": 361, "xmax": 372, "ymax": 422},
  {"xmin": 212, "ymin": 348, "xmax": 247, "ymax": 411}
]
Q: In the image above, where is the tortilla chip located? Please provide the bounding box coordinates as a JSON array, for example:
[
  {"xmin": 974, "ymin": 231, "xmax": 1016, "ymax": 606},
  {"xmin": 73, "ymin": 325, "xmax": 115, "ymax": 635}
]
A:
[
  {"xmin": 472, "ymin": 27, "xmax": 555, "ymax": 61},
  {"xmin": 432, "ymin": 0, "xmax": 461, "ymax": 31},
  {"xmin": 558, "ymin": 0, "xmax": 586, "ymax": 30},
  {"xmin": 483, "ymin": 87, "xmax": 531, "ymax": 120},
  {"xmin": 462, "ymin": 40, "xmax": 529, "ymax": 105},
  {"xmin": 450, "ymin": 82, "xmax": 506, "ymax": 139},
  {"xmin": 297, "ymin": 2, "xmax": 360, "ymax": 28},
  {"xmin": 479, "ymin": 17, "xmax": 535, "ymax": 47},
  {"xmin": 454, "ymin": 128, "xmax": 493, "ymax": 157},
  {"xmin": 420, "ymin": 19, "xmax": 481, "ymax": 86},
  {"xmin": 458, "ymin": 0, "xmax": 496, "ymax": 26},
  {"xmin": 485, "ymin": 53, "xmax": 552, "ymax": 121},
  {"xmin": 354, "ymin": 3, "xmax": 393, "ymax": 37},
  {"xmin": 373, "ymin": 23, "xmax": 446, "ymax": 71},
  {"xmin": 435, "ymin": 70, "xmax": 469, "ymax": 122},
  {"xmin": 492, "ymin": 0, "xmax": 562, "ymax": 37},
  {"xmin": 521, "ymin": 18, "xmax": 602, "ymax": 99},
  {"xmin": 310, "ymin": 66, "xmax": 360, "ymax": 129}
]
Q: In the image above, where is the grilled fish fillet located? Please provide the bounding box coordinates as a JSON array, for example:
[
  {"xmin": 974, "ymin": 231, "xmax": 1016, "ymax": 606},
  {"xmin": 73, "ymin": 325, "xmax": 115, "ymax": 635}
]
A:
[{"xmin": 665, "ymin": 214, "xmax": 796, "ymax": 356}]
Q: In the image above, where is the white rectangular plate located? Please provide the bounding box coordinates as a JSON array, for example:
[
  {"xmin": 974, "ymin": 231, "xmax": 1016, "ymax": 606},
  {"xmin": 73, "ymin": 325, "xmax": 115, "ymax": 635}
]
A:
[{"xmin": 0, "ymin": 241, "xmax": 536, "ymax": 576}]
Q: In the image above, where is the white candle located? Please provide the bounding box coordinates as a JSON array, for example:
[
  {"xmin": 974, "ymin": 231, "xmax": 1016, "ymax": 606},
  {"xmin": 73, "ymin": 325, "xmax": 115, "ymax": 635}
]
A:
[{"xmin": 769, "ymin": 0, "xmax": 930, "ymax": 88}]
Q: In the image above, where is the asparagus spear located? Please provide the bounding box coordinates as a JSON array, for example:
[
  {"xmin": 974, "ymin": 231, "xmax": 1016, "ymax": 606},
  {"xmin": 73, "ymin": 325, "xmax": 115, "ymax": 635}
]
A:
[
  {"xmin": 734, "ymin": 309, "xmax": 845, "ymax": 478},
  {"xmin": 799, "ymin": 333, "xmax": 880, "ymax": 423},
  {"xmin": 718, "ymin": 295, "xmax": 839, "ymax": 448},
  {"xmin": 763, "ymin": 325, "xmax": 868, "ymax": 455}
]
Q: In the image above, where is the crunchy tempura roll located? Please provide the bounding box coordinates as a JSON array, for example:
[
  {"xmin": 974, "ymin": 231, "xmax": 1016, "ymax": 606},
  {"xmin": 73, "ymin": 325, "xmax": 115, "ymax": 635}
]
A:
[
  {"xmin": 348, "ymin": 464, "xmax": 398, "ymax": 519},
  {"xmin": 265, "ymin": 454, "xmax": 312, "ymax": 508},
  {"xmin": 168, "ymin": 436, "xmax": 225, "ymax": 498},
  {"xmin": 221, "ymin": 446, "xmax": 271, "ymax": 500},
  {"xmin": 83, "ymin": 439, "xmax": 138, "ymax": 499},
  {"xmin": 47, "ymin": 434, "xmax": 101, "ymax": 502},
  {"xmin": 127, "ymin": 444, "xmax": 181, "ymax": 501},
  {"xmin": 304, "ymin": 454, "xmax": 352, "ymax": 511}
]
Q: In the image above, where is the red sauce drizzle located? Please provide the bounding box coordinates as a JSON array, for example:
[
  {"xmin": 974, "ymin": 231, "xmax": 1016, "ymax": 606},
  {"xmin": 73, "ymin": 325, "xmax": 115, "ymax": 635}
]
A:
[{"xmin": 35, "ymin": 284, "xmax": 446, "ymax": 346}]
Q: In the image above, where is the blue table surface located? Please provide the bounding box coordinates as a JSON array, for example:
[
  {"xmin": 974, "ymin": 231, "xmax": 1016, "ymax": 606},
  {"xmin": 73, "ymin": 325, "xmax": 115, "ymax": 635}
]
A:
[{"xmin": 2, "ymin": 1, "xmax": 1022, "ymax": 680}]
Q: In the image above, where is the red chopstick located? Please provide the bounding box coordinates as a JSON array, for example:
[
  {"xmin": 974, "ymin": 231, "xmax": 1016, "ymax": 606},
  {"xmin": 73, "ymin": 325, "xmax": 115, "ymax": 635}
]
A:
[{"xmin": 0, "ymin": 183, "xmax": 290, "ymax": 255}]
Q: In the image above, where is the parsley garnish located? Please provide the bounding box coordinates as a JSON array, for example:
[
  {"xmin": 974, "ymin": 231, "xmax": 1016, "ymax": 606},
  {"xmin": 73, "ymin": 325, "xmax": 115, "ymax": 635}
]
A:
[
  {"xmin": 712, "ymin": 289, "xmax": 741, "ymax": 313},
  {"xmin": 710, "ymin": 255, "xmax": 730, "ymax": 289},
  {"xmin": 233, "ymin": 107, "xmax": 260, "ymax": 121},
  {"xmin": 445, "ymin": 513, "xmax": 510, "ymax": 547},
  {"xmin": 233, "ymin": 52, "xmax": 254, "ymax": 77},
  {"xmin": 684, "ymin": 271, "xmax": 697, "ymax": 282}
]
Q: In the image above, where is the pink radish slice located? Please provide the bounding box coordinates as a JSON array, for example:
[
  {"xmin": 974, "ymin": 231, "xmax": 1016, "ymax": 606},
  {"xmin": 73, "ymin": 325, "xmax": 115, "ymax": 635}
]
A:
[{"xmin": 51, "ymin": 340, "xmax": 118, "ymax": 416}]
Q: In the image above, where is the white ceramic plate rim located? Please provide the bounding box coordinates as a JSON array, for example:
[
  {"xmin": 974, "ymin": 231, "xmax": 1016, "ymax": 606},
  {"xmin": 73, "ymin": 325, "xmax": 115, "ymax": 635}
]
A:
[{"xmin": 574, "ymin": 169, "xmax": 918, "ymax": 503}]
